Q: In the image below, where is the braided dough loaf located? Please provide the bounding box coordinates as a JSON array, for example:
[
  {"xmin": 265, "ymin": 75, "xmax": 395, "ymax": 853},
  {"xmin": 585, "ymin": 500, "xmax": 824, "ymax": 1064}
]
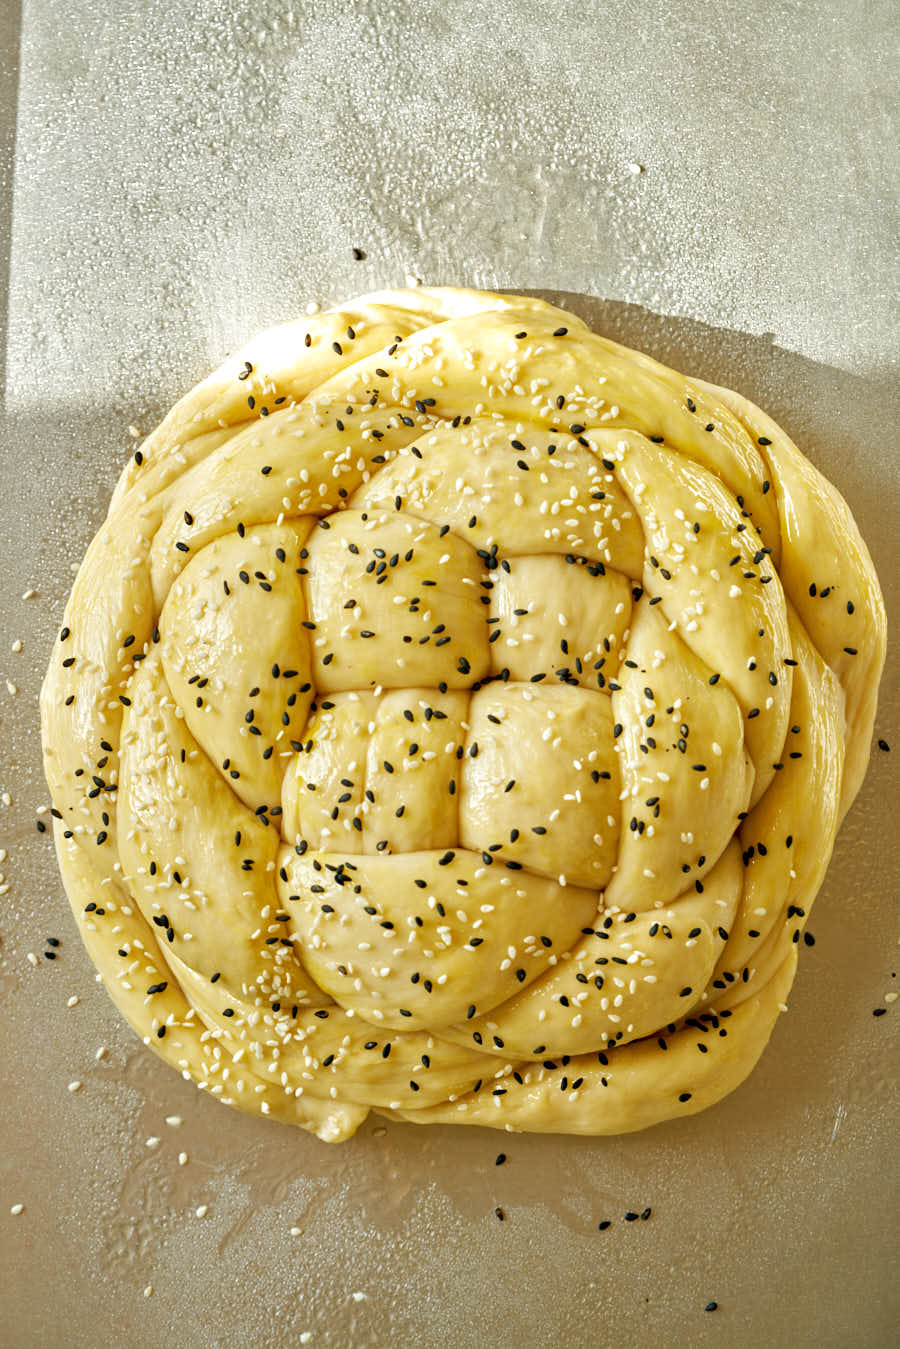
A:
[{"xmin": 41, "ymin": 288, "xmax": 886, "ymax": 1141}]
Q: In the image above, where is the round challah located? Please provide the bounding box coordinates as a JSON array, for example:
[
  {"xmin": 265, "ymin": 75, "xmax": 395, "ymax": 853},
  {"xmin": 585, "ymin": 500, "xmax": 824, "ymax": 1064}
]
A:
[{"xmin": 41, "ymin": 288, "xmax": 886, "ymax": 1141}]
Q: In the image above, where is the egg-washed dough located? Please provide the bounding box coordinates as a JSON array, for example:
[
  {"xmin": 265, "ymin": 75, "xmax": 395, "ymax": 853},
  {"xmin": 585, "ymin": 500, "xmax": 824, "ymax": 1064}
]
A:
[{"xmin": 40, "ymin": 287, "xmax": 886, "ymax": 1142}]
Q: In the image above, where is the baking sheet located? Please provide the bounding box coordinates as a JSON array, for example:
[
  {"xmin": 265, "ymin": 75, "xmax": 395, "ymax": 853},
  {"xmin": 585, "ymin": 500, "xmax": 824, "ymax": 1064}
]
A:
[{"xmin": 1, "ymin": 2, "xmax": 897, "ymax": 1346}]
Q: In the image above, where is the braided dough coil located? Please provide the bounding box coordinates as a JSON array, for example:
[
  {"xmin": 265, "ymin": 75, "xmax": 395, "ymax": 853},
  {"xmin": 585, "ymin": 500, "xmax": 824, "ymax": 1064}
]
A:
[{"xmin": 41, "ymin": 288, "xmax": 886, "ymax": 1141}]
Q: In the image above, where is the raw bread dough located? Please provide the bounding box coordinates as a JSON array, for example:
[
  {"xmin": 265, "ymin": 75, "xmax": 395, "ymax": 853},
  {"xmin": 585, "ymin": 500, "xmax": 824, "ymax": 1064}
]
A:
[{"xmin": 40, "ymin": 288, "xmax": 886, "ymax": 1141}]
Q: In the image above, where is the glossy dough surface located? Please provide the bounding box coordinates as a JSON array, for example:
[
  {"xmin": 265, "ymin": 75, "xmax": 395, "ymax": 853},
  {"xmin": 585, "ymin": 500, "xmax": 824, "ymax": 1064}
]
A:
[{"xmin": 41, "ymin": 288, "xmax": 886, "ymax": 1141}]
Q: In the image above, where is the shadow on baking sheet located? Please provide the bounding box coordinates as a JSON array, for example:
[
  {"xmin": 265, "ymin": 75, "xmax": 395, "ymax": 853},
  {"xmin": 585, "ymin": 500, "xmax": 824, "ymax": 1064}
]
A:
[
  {"xmin": 12, "ymin": 294, "xmax": 897, "ymax": 1312},
  {"xmin": 0, "ymin": 1, "xmax": 21, "ymax": 406}
]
